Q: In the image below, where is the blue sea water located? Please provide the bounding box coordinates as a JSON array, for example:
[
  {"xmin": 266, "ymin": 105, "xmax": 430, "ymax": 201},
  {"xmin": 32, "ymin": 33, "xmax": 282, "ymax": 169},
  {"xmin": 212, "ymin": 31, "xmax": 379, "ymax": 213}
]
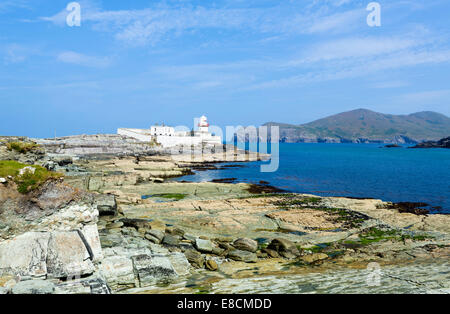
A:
[{"xmin": 175, "ymin": 143, "xmax": 450, "ymax": 213}]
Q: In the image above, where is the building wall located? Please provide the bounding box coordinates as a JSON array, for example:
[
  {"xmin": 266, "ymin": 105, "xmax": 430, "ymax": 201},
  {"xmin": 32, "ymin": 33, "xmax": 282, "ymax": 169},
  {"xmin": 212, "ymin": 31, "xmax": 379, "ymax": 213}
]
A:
[
  {"xmin": 117, "ymin": 128, "xmax": 152, "ymax": 142},
  {"xmin": 117, "ymin": 128, "xmax": 222, "ymax": 147},
  {"xmin": 150, "ymin": 126, "xmax": 175, "ymax": 136}
]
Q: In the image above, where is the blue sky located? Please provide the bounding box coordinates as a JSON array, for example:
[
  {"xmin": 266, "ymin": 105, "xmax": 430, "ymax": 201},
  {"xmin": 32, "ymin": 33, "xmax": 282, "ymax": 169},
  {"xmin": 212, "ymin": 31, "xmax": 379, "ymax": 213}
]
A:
[{"xmin": 1, "ymin": 0, "xmax": 450, "ymax": 138}]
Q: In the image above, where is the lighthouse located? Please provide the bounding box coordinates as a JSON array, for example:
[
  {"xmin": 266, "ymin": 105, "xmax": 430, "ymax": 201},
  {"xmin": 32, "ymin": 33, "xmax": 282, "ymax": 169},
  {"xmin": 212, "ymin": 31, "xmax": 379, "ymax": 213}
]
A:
[{"xmin": 198, "ymin": 115, "xmax": 210, "ymax": 133}]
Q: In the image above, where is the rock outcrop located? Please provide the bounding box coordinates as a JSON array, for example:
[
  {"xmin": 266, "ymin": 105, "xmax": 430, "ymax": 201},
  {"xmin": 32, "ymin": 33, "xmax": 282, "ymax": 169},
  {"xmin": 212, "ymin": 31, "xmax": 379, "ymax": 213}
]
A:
[{"xmin": 411, "ymin": 137, "xmax": 450, "ymax": 149}]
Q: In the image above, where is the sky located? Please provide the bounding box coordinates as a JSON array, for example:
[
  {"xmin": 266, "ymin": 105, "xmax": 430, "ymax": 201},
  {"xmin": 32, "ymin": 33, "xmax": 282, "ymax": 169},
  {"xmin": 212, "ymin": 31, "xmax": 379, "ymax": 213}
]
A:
[{"xmin": 1, "ymin": 0, "xmax": 450, "ymax": 138}]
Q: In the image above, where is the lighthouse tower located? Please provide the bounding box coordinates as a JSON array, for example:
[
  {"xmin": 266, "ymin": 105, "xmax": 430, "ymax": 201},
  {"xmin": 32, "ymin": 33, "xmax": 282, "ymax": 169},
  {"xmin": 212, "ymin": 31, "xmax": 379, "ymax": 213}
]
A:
[{"xmin": 198, "ymin": 115, "xmax": 210, "ymax": 133}]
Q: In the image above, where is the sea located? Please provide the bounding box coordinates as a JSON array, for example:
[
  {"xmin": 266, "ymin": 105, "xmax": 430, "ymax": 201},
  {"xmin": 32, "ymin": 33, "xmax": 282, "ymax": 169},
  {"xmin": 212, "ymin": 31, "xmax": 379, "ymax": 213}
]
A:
[{"xmin": 174, "ymin": 143, "xmax": 450, "ymax": 214}]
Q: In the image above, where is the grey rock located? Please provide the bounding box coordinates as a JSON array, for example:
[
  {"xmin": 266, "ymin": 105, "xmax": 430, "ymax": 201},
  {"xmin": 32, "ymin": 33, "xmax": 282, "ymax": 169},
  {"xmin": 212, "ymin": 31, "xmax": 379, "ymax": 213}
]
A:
[
  {"xmin": 227, "ymin": 250, "xmax": 258, "ymax": 263},
  {"xmin": 106, "ymin": 221, "xmax": 123, "ymax": 229},
  {"xmin": 148, "ymin": 243, "xmax": 170, "ymax": 255},
  {"xmin": 232, "ymin": 238, "xmax": 258, "ymax": 253},
  {"xmin": 12, "ymin": 280, "xmax": 55, "ymax": 294},
  {"xmin": 212, "ymin": 247, "xmax": 225, "ymax": 256},
  {"xmin": 42, "ymin": 161, "xmax": 56, "ymax": 171},
  {"xmin": 100, "ymin": 256, "xmax": 136, "ymax": 289},
  {"xmin": 162, "ymin": 235, "xmax": 180, "ymax": 246},
  {"xmin": 54, "ymin": 277, "xmax": 110, "ymax": 295},
  {"xmin": 184, "ymin": 249, "xmax": 205, "ymax": 268},
  {"xmin": 100, "ymin": 232, "xmax": 124, "ymax": 248},
  {"xmin": 268, "ymin": 238, "xmax": 300, "ymax": 259},
  {"xmin": 179, "ymin": 242, "xmax": 195, "ymax": 252},
  {"xmin": 166, "ymin": 227, "xmax": 185, "ymax": 237},
  {"xmin": 131, "ymin": 254, "xmax": 177, "ymax": 287},
  {"xmin": 206, "ymin": 259, "xmax": 218, "ymax": 271},
  {"xmin": 195, "ymin": 238, "xmax": 213, "ymax": 253},
  {"xmin": 0, "ymin": 287, "xmax": 9, "ymax": 294},
  {"xmin": 183, "ymin": 234, "xmax": 197, "ymax": 243},
  {"xmin": 46, "ymin": 231, "xmax": 96, "ymax": 278},
  {"xmin": 119, "ymin": 218, "xmax": 152, "ymax": 230},
  {"xmin": 168, "ymin": 252, "xmax": 191, "ymax": 276},
  {"xmin": 95, "ymin": 194, "xmax": 117, "ymax": 216},
  {"xmin": 0, "ymin": 232, "xmax": 50, "ymax": 277},
  {"xmin": 121, "ymin": 227, "xmax": 141, "ymax": 237},
  {"xmin": 145, "ymin": 230, "xmax": 165, "ymax": 244}
]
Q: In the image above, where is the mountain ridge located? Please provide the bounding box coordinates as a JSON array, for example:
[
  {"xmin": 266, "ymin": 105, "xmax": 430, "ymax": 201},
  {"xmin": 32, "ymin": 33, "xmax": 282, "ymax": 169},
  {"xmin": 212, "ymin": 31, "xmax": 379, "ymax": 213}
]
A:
[{"xmin": 263, "ymin": 109, "xmax": 450, "ymax": 144}]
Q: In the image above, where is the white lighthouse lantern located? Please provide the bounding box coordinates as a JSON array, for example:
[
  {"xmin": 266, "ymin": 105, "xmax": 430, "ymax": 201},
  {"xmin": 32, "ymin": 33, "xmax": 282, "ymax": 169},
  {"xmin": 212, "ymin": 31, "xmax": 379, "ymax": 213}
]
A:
[{"xmin": 198, "ymin": 115, "xmax": 210, "ymax": 133}]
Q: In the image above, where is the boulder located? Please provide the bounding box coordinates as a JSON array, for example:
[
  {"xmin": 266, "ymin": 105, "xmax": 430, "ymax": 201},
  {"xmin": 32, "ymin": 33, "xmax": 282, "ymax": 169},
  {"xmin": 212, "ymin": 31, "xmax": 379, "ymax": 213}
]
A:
[
  {"xmin": 227, "ymin": 250, "xmax": 258, "ymax": 263},
  {"xmin": 131, "ymin": 255, "xmax": 177, "ymax": 287},
  {"xmin": 168, "ymin": 252, "xmax": 191, "ymax": 276},
  {"xmin": 262, "ymin": 248, "xmax": 279, "ymax": 258},
  {"xmin": 212, "ymin": 247, "xmax": 225, "ymax": 256},
  {"xmin": 95, "ymin": 194, "xmax": 117, "ymax": 216},
  {"xmin": 100, "ymin": 256, "xmax": 135, "ymax": 289},
  {"xmin": 11, "ymin": 280, "xmax": 55, "ymax": 294},
  {"xmin": 166, "ymin": 227, "xmax": 185, "ymax": 237},
  {"xmin": 162, "ymin": 235, "xmax": 180, "ymax": 246},
  {"xmin": 206, "ymin": 259, "xmax": 218, "ymax": 271},
  {"xmin": 195, "ymin": 238, "xmax": 213, "ymax": 253},
  {"xmin": 145, "ymin": 230, "xmax": 165, "ymax": 244},
  {"xmin": 46, "ymin": 231, "xmax": 96, "ymax": 278},
  {"xmin": 232, "ymin": 238, "xmax": 258, "ymax": 253},
  {"xmin": 100, "ymin": 232, "xmax": 124, "ymax": 248},
  {"xmin": 267, "ymin": 238, "xmax": 300, "ymax": 259},
  {"xmin": 119, "ymin": 218, "xmax": 152, "ymax": 231},
  {"xmin": 0, "ymin": 232, "xmax": 50, "ymax": 277},
  {"xmin": 54, "ymin": 276, "xmax": 110, "ymax": 294},
  {"xmin": 0, "ymin": 287, "xmax": 8, "ymax": 294},
  {"xmin": 184, "ymin": 249, "xmax": 205, "ymax": 268},
  {"xmin": 81, "ymin": 224, "xmax": 103, "ymax": 262},
  {"xmin": 0, "ymin": 177, "xmax": 6, "ymax": 184}
]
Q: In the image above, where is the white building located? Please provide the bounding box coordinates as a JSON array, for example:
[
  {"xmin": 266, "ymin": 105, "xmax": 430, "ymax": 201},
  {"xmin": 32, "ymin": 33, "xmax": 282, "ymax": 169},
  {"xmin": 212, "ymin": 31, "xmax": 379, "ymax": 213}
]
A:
[{"xmin": 117, "ymin": 116, "xmax": 222, "ymax": 148}]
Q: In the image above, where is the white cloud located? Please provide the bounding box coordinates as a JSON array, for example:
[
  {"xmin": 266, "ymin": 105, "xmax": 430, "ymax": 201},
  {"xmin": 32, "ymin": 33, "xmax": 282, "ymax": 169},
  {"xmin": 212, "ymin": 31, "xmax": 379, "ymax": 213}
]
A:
[
  {"xmin": 0, "ymin": 0, "xmax": 30, "ymax": 13},
  {"xmin": 1, "ymin": 43, "xmax": 41, "ymax": 64},
  {"xmin": 295, "ymin": 36, "xmax": 421, "ymax": 63},
  {"xmin": 39, "ymin": 2, "xmax": 368, "ymax": 46},
  {"xmin": 57, "ymin": 51, "xmax": 112, "ymax": 68},
  {"xmin": 305, "ymin": 9, "xmax": 364, "ymax": 34},
  {"xmin": 370, "ymin": 80, "xmax": 409, "ymax": 89}
]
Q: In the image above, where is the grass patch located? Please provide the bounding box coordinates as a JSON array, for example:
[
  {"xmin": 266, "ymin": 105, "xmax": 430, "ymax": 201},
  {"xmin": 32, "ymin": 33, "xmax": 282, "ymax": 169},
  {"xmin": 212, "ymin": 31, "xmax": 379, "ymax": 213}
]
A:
[
  {"xmin": 274, "ymin": 196, "xmax": 322, "ymax": 207},
  {"xmin": 300, "ymin": 243, "xmax": 331, "ymax": 253},
  {"xmin": 6, "ymin": 142, "xmax": 39, "ymax": 154},
  {"xmin": 358, "ymin": 227, "xmax": 431, "ymax": 245},
  {"xmin": 0, "ymin": 160, "xmax": 63, "ymax": 194},
  {"xmin": 143, "ymin": 193, "xmax": 187, "ymax": 201}
]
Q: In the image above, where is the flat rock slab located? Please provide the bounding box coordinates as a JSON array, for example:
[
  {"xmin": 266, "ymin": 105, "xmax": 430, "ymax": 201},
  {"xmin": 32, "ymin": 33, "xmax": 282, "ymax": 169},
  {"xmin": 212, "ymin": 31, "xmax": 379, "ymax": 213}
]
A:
[
  {"xmin": 100, "ymin": 256, "xmax": 135, "ymax": 289},
  {"xmin": 0, "ymin": 232, "xmax": 50, "ymax": 277},
  {"xmin": 232, "ymin": 238, "xmax": 258, "ymax": 253},
  {"xmin": 46, "ymin": 231, "xmax": 96, "ymax": 278},
  {"xmin": 95, "ymin": 194, "xmax": 117, "ymax": 216},
  {"xmin": 12, "ymin": 280, "xmax": 55, "ymax": 294},
  {"xmin": 227, "ymin": 250, "xmax": 258, "ymax": 263},
  {"xmin": 195, "ymin": 239, "xmax": 213, "ymax": 253},
  {"xmin": 131, "ymin": 254, "xmax": 177, "ymax": 287}
]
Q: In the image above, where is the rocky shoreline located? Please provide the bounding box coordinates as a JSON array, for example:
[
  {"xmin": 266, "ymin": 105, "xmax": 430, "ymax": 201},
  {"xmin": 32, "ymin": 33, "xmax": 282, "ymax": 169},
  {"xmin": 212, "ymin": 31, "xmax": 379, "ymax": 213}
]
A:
[
  {"xmin": 0, "ymin": 136, "xmax": 449, "ymax": 294},
  {"xmin": 410, "ymin": 136, "xmax": 450, "ymax": 149}
]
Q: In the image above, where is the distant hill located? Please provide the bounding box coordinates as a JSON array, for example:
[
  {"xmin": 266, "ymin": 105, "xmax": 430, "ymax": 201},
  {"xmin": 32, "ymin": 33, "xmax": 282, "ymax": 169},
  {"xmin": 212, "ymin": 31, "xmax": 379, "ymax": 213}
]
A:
[{"xmin": 263, "ymin": 109, "xmax": 450, "ymax": 144}]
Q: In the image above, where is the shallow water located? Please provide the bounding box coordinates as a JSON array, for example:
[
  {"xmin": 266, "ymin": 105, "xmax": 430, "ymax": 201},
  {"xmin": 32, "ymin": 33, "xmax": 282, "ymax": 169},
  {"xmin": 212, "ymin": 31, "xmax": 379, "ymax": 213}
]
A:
[{"xmin": 175, "ymin": 143, "xmax": 450, "ymax": 213}]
